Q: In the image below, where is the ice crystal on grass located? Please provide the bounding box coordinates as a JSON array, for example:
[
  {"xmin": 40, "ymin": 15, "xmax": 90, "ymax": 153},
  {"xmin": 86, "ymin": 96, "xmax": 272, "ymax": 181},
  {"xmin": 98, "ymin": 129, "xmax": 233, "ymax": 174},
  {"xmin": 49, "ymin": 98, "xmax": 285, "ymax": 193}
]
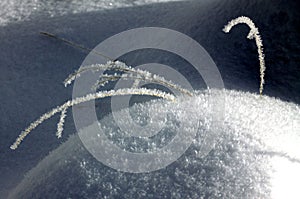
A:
[
  {"xmin": 64, "ymin": 61, "xmax": 193, "ymax": 96},
  {"xmin": 10, "ymin": 87, "xmax": 175, "ymax": 150},
  {"xmin": 11, "ymin": 16, "xmax": 269, "ymax": 150},
  {"xmin": 223, "ymin": 16, "xmax": 266, "ymax": 95}
]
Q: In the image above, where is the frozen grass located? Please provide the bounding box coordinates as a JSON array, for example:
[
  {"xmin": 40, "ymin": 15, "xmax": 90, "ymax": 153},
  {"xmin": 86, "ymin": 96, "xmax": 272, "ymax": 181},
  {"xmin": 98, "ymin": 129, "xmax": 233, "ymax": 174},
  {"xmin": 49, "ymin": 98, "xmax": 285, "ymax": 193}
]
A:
[
  {"xmin": 64, "ymin": 60, "xmax": 193, "ymax": 96},
  {"xmin": 223, "ymin": 16, "xmax": 266, "ymax": 95},
  {"xmin": 10, "ymin": 86, "xmax": 175, "ymax": 150},
  {"xmin": 11, "ymin": 16, "xmax": 267, "ymax": 150}
]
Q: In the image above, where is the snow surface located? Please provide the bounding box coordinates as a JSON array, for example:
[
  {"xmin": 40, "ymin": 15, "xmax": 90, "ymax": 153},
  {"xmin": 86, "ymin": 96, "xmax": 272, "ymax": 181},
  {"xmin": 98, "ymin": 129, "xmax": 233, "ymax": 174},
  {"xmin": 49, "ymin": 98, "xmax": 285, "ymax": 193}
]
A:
[
  {"xmin": 0, "ymin": 0, "xmax": 182, "ymax": 26},
  {"xmin": 0, "ymin": 0, "xmax": 299, "ymax": 198},
  {"xmin": 8, "ymin": 89, "xmax": 300, "ymax": 198}
]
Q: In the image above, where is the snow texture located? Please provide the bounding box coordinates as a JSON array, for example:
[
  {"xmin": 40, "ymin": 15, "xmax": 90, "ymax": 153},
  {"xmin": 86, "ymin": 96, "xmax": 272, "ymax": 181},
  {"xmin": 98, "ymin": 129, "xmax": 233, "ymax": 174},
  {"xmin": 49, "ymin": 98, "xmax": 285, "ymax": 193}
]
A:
[
  {"xmin": 8, "ymin": 89, "xmax": 300, "ymax": 198},
  {"xmin": 0, "ymin": 0, "xmax": 300, "ymax": 198}
]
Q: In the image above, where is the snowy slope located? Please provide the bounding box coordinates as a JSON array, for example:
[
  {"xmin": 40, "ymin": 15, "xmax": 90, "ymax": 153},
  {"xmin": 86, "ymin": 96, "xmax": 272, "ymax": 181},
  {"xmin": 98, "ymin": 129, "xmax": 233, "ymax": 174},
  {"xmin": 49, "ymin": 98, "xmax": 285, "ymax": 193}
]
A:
[
  {"xmin": 0, "ymin": 0, "xmax": 299, "ymax": 198},
  {"xmin": 8, "ymin": 89, "xmax": 300, "ymax": 198},
  {"xmin": 0, "ymin": 0, "xmax": 182, "ymax": 26}
]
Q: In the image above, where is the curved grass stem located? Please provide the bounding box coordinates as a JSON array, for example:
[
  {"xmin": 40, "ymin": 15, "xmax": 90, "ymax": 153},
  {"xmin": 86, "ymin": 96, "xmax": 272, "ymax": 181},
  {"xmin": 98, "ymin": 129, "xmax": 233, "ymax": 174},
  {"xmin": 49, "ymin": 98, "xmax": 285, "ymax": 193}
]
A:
[
  {"xmin": 10, "ymin": 88, "xmax": 175, "ymax": 150},
  {"xmin": 223, "ymin": 16, "xmax": 266, "ymax": 95}
]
